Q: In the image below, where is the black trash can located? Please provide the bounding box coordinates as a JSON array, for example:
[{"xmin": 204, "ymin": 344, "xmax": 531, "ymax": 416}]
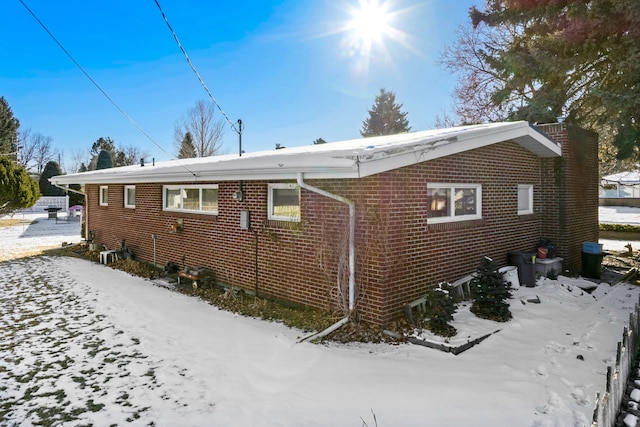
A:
[
  {"xmin": 508, "ymin": 251, "xmax": 537, "ymax": 287},
  {"xmin": 581, "ymin": 251, "xmax": 605, "ymax": 279}
]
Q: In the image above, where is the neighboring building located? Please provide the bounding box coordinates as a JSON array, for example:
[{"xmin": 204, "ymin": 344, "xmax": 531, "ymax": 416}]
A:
[
  {"xmin": 600, "ymin": 170, "xmax": 640, "ymax": 207},
  {"xmin": 51, "ymin": 121, "xmax": 599, "ymax": 326}
]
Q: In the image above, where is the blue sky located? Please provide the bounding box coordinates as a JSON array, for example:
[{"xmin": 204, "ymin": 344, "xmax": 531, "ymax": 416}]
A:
[{"xmin": 1, "ymin": 0, "xmax": 478, "ymax": 166}]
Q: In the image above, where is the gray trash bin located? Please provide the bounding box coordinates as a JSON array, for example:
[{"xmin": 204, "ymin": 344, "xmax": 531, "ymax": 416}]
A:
[{"xmin": 508, "ymin": 251, "xmax": 537, "ymax": 287}]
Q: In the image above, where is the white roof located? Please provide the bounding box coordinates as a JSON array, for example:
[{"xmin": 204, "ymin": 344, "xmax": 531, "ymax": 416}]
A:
[
  {"xmin": 602, "ymin": 170, "xmax": 640, "ymax": 185},
  {"xmin": 51, "ymin": 121, "xmax": 561, "ymax": 186}
]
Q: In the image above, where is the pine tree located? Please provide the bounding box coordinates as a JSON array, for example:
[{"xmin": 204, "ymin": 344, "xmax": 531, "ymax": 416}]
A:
[
  {"xmin": 423, "ymin": 283, "xmax": 458, "ymax": 337},
  {"xmin": 96, "ymin": 150, "xmax": 113, "ymax": 170},
  {"xmin": 470, "ymin": 257, "xmax": 512, "ymax": 322},
  {"xmin": 39, "ymin": 161, "xmax": 65, "ymax": 196},
  {"xmin": 178, "ymin": 131, "xmax": 196, "ymax": 159},
  {"xmin": 0, "ymin": 156, "xmax": 39, "ymax": 216},
  {"xmin": 360, "ymin": 88, "xmax": 411, "ymax": 137},
  {"xmin": 0, "ymin": 97, "xmax": 20, "ymax": 156}
]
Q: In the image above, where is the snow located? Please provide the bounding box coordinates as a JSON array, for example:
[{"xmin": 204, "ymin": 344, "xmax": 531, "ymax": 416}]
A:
[{"xmin": 1, "ymin": 210, "xmax": 640, "ymax": 426}]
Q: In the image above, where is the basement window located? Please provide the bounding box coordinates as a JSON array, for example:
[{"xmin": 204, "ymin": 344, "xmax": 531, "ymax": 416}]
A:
[
  {"xmin": 517, "ymin": 184, "xmax": 534, "ymax": 215},
  {"xmin": 163, "ymin": 185, "xmax": 218, "ymax": 215},
  {"xmin": 427, "ymin": 183, "xmax": 482, "ymax": 223},
  {"xmin": 124, "ymin": 185, "xmax": 136, "ymax": 209},
  {"xmin": 268, "ymin": 183, "xmax": 300, "ymax": 222},
  {"xmin": 99, "ymin": 186, "xmax": 108, "ymax": 206}
]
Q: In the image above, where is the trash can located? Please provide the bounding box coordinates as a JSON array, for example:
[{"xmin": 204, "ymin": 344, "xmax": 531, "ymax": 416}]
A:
[
  {"xmin": 508, "ymin": 251, "xmax": 537, "ymax": 287},
  {"xmin": 581, "ymin": 251, "xmax": 605, "ymax": 279}
]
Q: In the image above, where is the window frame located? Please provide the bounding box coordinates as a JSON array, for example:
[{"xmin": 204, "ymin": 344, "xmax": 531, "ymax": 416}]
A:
[
  {"xmin": 268, "ymin": 183, "xmax": 301, "ymax": 222},
  {"xmin": 124, "ymin": 185, "xmax": 136, "ymax": 209},
  {"xmin": 162, "ymin": 184, "xmax": 219, "ymax": 215},
  {"xmin": 99, "ymin": 186, "xmax": 109, "ymax": 206},
  {"xmin": 517, "ymin": 184, "xmax": 534, "ymax": 215},
  {"xmin": 426, "ymin": 183, "xmax": 482, "ymax": 224}
]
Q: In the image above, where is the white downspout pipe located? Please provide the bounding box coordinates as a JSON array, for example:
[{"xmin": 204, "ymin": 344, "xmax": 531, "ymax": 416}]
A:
[{"xmin": 297, "ymin": 173, "xmax": 356, "ymax": 312}]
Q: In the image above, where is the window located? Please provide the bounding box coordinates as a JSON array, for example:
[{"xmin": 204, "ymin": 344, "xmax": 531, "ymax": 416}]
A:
[
  {"xmin": 163, "ymin": 185, "xmax": 219, "ymax": 215},
  {"xmin": 99, "ymin": 186, "xmax": 108, "ymax": 206},
  {"xmin": 268, "ymin": 183, "xmax": 300, "ymax": 222},
  {"xmin": 124, "ymin": 186, "xmax": 136, "ymax": 209},
  {"xmin": 517, "ymin": 185, "xmax": 534, "ymax": 215},
  {"xmin": 427, "ymin": 183, "xmax": 481, "ymax": 223}
]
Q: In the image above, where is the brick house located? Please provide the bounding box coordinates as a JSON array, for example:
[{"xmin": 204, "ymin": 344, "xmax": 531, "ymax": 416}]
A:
[{"xmin": 51, "ymin": 121, "xmax": 598, "ymax": 326}]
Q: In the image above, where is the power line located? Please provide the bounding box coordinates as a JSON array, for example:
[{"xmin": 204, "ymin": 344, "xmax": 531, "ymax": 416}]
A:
[
  {"xmin": 18, "ymin": 0, "xmax": 197, "ymax": 176},
  {"xmin": 153, "ymin": 0, "xmax": 240, "ymax": 135}
]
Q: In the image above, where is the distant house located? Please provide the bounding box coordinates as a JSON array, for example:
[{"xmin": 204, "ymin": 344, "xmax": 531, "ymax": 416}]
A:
[
  {"xmin": 600, "ymin": 170, "xmax": 640, "ymax": 207},
  {"xmin": 51, "ymin": 121, "xmax": 599, "ymax": 326}
]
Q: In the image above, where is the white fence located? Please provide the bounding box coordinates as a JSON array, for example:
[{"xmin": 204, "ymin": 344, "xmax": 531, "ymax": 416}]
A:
[
  {"xmin": 17, "ymin": 196, "xmax": 69, "ymax": 214},
  {"xmin": 591, "ymin": 296, "xmax": 640, "ymax": 426}
]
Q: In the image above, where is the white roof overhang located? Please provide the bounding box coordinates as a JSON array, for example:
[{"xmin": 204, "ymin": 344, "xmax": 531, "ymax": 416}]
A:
[{"xmin": 50, "ymin": 121, "xmax": 561, "ymax": 186}]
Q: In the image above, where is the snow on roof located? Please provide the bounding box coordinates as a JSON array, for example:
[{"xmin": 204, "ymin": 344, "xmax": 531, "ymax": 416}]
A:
[
  {"xmin": 602, "ymin": 170, "xmax": 640, "ymax": 185},
  {"xmin": 51, "ymin": 121, "xmax": 561, "ymax": 186}
]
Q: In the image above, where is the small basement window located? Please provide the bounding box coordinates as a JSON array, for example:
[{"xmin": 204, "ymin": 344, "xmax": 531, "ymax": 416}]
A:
[
  {"xmin": 427, "ymin": 183, "xmax": 482, "ymax": 223},
  {"xmin": 517, "ymin": 184, "xmax": 533, "ymax": 215},
  {"xmin": 99, "ymin": 186, "xmax": 109, "ymax": 206},
  {"xmin": 268, "ymin": 183, "xmax": 300, "ymax": 222},
  {"xmin": 163, "ymin": 185, "xmax": 218, "ymax": 215},
  {"xmin": 124, "ymin": 185, "xmax": 136, "ymax": 209}
]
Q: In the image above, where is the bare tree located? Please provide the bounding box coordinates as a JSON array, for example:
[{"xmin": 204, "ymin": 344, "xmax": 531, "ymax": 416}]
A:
[
  {"xmin": 18, "ymin": 128, "xmax": 56, "ymax": 173},
  {"xmin": 439, "ymin": 23, "xmax": 519, "ymax": 124},
  {"xmin": 174, "ymin": 100, "xmax": 225, "ymax": 157},
  {"xmin": 119, "ymin": 144, "xmax": 149, "ymax": 166}
]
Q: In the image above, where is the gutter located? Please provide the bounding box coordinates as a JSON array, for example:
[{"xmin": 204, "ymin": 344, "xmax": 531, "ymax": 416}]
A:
[
  {"xmin": 51, "ymin": 182, "xmax": 85, "ymax": 196},
  {"xmin": 296, "ymin": 173, "xmax": 356, "ymax": 313}
]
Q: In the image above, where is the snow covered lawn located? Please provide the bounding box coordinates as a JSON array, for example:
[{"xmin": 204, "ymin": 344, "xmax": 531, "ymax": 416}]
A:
[{"xmin": 1, "ymin": 213, "xmax": 640, "ymax": 426}]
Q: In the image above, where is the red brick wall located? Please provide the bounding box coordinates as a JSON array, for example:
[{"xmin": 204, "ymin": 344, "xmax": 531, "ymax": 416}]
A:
[
  {"xmin": 537, "ymin": 124, "xmax": 600, "ymax": 273},
  {"xmin": 85, "ymin": 138, "xmax": 555, "ymax": 326},
  {"xmin": 84, "ymin": 126, "xmax": 598, "ymax": 326}
]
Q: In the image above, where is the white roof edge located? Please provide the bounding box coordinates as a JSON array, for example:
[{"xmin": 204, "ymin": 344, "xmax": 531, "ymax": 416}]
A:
[{"xmin": 50, "ymin": 121, "xmax": 561, "ymax": 185}]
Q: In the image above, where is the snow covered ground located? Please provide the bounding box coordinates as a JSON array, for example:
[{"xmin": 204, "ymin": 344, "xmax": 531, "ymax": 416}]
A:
[{"xmin": 0, "ymin": 210, "xmax": 639, "ymax": 426}]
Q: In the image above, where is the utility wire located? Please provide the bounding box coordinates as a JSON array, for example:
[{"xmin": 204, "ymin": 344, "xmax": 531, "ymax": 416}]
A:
[
  {"xmin": 18, "ymin": 0, "xmax": 197, "ymax": 176},
  {"xmin": 153, "ymin": 0, "xmax": 240, "ymax": 135}
]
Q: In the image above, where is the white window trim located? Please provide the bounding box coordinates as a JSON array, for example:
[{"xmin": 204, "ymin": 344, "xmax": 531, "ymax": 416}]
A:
[
  {"xmin": 162, "ymin": 184, "xmax": 219, "ymax": 215},
  {"xmin": 99, "ymin": 186, "xmax": 108, "ymax": 206},
  {"xmin": 124, "ymin": 185, "xmax": 136, "ymax": 209},
  {"xmin": 517, "ymin": 184, "xmax": 534, "ymax": 215},
  {"xmin": 427, "ymin": 183, "xmax": 482, "ymax": 224},
  {"xmin": 268, "ymin": 183, "xmax": 301, "ymax": 222}
]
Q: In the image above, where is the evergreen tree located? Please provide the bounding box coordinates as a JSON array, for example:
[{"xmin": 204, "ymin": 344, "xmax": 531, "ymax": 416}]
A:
[
  {"xmin": 0, "ymin": 156, "xmax": 39, "ymax": 216},
  {"xmin": 360, "ymin": 88, "xmax": 411, "ymax": 137},
  {"xmin": 470, "ymin": 257, "xmax": 512, "ymax": 322},
  {"xmin": 0, "ymin": 97, "xmax": 20, "ymax": 156},
  {"xmin": 96, "ymin": 150, "xmax": 113, "ymax": 170},
  {"xmin": 39, "ymin": 161, "xmax": 65, "ymax": 196},
  {"xmin": 68, "ymin": 184, "xmax": 83, "ymax": 207},
  {"xmin": 313, "ymin": 138, "xmax": 327, "ymax": 145},
  {"xmin": 423, "ymin": 283, "xmax": 458, "ymax": 337},
  {"xmin": 447, "ymin": 0, "xmax": 640, "ymax": 158},
  {"xmin": 178, "ymin": 131, "xmax": 196, "ymax": 159}
]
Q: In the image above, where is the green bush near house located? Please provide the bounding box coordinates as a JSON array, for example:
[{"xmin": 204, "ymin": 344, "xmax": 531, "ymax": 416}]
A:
[
  {"xmin": 470, "ymin": 257, "xmax": 512, "ymax": 322},
  {"xmin": 423, "ymin": 283, "xmax": 457, "ymax": 337}
]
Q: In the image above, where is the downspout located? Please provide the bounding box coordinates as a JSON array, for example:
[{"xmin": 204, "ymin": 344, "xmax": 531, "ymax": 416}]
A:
[{"xmin": 296, "ymin": 173, "xmax": 356, "ymax": 313}]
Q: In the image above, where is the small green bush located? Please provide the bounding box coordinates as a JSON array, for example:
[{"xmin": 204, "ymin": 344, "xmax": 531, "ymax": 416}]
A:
[
  {"xmin": 423, "ymin": 283, "xmax": 457, "ymax": 337},
  {"xmin": 470, "ymin": 257, "xmax": 512, "ymax": 322}
]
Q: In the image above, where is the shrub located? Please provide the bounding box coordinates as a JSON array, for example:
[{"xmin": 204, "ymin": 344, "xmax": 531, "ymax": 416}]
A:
[
  {"xmin": 470, "ymin": 256, "xmax": 512, "ymax": 322},
  {"xmin": 423, "ymin": 283, "xmax": 457, "ymax": 337}
]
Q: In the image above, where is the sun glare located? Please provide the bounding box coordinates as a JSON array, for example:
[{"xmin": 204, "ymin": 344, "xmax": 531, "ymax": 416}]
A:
[
  {"xmin": 331, "ymin": 0, "xmax": 416, "ymax": 75},
  {"xmin": 348, "ymin": 0, "xmax": 393, "ymax": 47}
]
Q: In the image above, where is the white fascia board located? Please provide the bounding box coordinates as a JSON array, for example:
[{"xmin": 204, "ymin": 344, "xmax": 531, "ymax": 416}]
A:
[
  {"xmin": 355, "ymin": 121, "xmax": 561, "ymax": 178},
  {"xmin": 50, "ymin": 157, "xmax": 359, "ymax": 185}
]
